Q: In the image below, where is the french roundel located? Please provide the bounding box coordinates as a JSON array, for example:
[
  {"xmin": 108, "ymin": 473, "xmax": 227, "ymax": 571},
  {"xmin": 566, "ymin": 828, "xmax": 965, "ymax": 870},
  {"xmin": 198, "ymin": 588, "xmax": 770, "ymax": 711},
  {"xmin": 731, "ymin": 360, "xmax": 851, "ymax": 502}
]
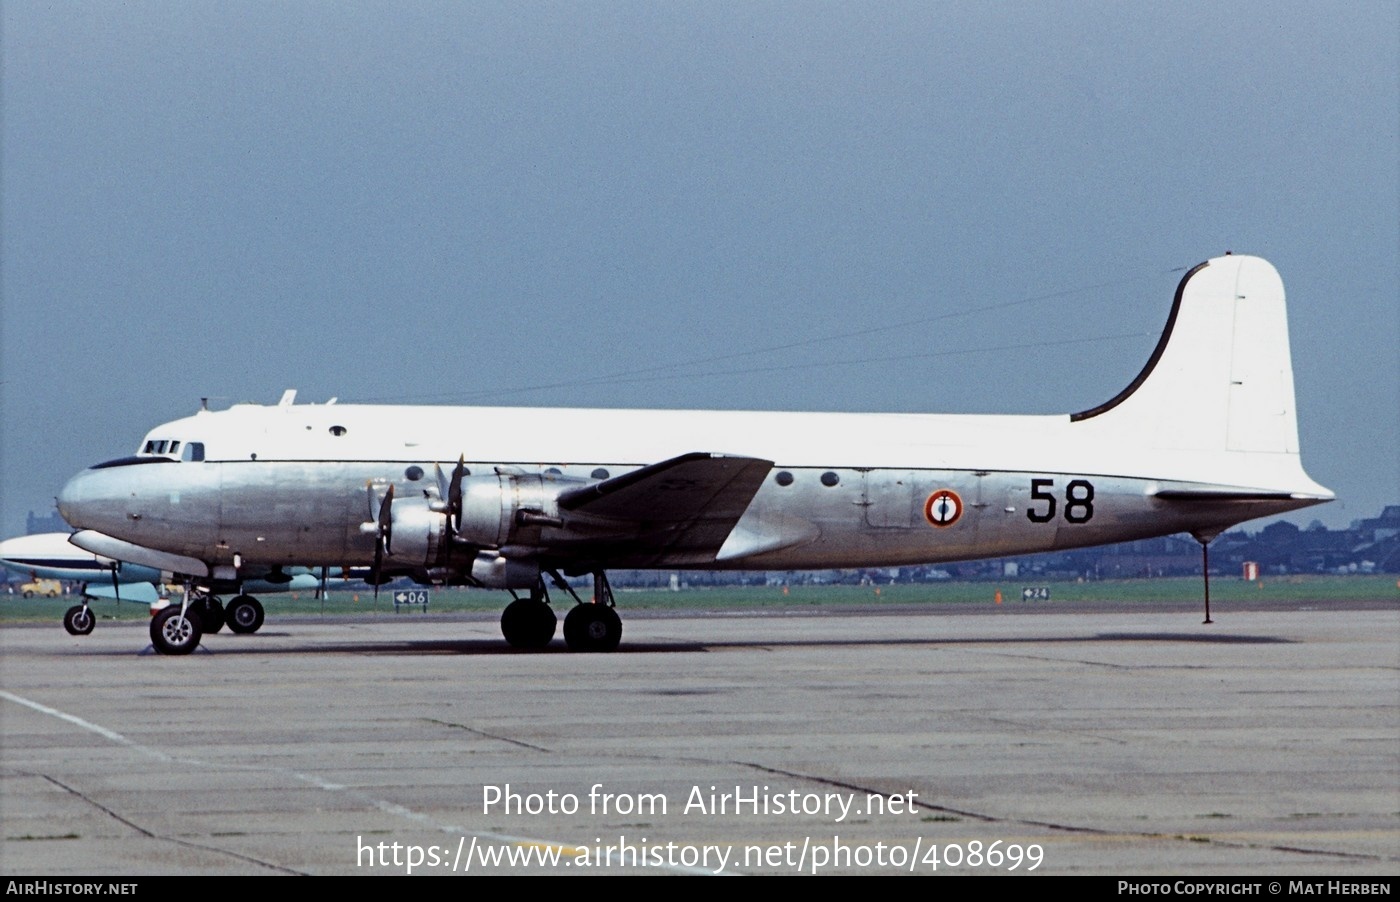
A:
[{"xmin": 924, "ymin": 489, "xmax": 963, "ymax": 528}]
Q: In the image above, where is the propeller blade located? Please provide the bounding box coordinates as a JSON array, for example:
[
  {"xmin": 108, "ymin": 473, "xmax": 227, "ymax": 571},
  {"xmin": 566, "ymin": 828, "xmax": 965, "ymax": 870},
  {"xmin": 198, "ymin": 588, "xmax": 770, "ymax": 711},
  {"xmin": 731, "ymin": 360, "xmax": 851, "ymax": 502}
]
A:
[
  {"xmin": 378, "ymin": 484, "xmax": 395, "ymax": 556},
  {"xmin": 372, "ymin": 540, "xmax": 383, "ymax": 602},
  {"xmin": 370, "ymin": 484, "xmax": 394, "ymax": 600},
  {"xmin": 434, "ymin": 462, "xmax": 448, "ymax": 505},
  {"xmin": 448, "ymin": 456, "xmax": 465, "ymax": 533}
]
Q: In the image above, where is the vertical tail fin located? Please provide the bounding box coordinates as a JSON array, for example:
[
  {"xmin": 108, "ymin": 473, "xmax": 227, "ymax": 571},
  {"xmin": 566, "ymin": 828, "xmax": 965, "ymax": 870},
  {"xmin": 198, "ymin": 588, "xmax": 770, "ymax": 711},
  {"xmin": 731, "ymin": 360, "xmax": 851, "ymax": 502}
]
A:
[{"xmin": 1071, "ymin": 254, "xmax": 1300, "ymax": 457}]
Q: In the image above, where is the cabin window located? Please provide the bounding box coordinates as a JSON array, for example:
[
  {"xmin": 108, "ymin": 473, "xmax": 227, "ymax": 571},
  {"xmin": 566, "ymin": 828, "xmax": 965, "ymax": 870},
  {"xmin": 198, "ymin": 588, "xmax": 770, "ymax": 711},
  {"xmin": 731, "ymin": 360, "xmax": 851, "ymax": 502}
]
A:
[
  {"xmin": 821, "ymin": 471, "xmax": 840, "ymax": 487},
  {"xmin": 591, "ymin": 468, "xmax": 610, "ymax": 480},
  {"xmin": 405, "ymin": 466, "xmax": 424, "ymax": 481},
  {"xmin": 330, "ymin": 425, "xmax": 347, "ymax": 436},
  {"xmin": 544, "ymin": 467, "xmax": 562, "ymax": 477},
  {"xmin": 775, "ymin": 471, "xmax": 794, "ymax": 486}
]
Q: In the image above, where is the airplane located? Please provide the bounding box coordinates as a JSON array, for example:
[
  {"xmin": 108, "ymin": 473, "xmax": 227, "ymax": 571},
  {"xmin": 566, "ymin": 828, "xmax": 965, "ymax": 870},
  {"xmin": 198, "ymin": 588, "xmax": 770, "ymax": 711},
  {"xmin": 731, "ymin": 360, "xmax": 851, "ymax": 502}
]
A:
[
  {"xmin": 55, "ymin": 253, "xmax": 1333, "ymax": 655},
  {"xmin": 0, "ymin": 532, "xmax": 320, "ymax": 636}
]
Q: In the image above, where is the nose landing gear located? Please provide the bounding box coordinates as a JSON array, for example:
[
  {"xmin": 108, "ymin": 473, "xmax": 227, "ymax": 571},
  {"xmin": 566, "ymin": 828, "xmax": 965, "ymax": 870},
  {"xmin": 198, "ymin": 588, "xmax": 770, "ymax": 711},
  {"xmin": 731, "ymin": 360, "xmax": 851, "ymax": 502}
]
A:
[{"xmin": 63, "ymin": 604, "xmax": 96, "ymax": 636}]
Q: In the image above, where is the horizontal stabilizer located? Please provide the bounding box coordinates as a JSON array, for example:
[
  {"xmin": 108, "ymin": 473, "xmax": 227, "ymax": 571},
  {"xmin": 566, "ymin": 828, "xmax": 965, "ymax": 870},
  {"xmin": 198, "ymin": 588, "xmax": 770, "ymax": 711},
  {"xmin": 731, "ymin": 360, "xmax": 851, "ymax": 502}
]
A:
[
  {"xmin": 1149, "ymin": 485, "xmax": 1334, "ymax": 524},
  {"xmin": 1153, "ymin": 490, "xmax": 1302, "ymax": 502}
]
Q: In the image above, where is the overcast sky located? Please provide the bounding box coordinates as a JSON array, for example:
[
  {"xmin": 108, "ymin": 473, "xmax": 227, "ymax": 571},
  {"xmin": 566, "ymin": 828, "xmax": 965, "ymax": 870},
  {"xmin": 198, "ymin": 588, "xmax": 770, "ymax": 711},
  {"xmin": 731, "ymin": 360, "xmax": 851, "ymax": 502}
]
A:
[{"xmin": 3, "ymin": 1, "xmax": 1396, "ymax": 539}]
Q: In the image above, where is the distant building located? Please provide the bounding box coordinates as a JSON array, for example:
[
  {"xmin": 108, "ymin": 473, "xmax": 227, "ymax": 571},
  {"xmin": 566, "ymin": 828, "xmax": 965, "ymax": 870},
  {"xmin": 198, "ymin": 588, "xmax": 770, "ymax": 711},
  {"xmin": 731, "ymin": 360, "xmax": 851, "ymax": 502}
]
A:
[
  {"xmin": 26, "ymin": 509, "xmax": 66, "ymax": 535},
  {"xmin": 1351, "ymin": 505, "xmax": 1400, "ymax": 542}
]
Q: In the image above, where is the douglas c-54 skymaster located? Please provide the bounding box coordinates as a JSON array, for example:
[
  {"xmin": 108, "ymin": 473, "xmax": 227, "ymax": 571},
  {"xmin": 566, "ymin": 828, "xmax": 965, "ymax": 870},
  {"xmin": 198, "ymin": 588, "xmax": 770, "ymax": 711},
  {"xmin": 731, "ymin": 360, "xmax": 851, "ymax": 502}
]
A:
[{"xmin": 57, "ymin": 254, "xmax": 1332, "ymax": 655}]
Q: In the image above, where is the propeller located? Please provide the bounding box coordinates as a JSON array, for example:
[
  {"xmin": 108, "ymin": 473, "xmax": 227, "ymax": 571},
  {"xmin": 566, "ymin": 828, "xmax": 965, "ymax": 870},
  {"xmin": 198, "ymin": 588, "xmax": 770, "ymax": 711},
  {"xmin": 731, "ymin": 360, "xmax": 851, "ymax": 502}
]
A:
[
  {"xmin": 368, "ymin": 483, "xmax": 394, "ymax": 600},
  {"xmin": 434, "ymin": 455, "xmax": 466, "ymax": 533}
]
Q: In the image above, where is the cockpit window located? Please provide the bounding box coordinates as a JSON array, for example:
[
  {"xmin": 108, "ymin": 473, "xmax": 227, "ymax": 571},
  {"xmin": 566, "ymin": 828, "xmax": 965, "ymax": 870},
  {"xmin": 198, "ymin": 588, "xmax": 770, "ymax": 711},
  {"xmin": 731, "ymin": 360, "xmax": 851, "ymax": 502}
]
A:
[{"xmin": 139, "ymin": 438, "xmax": 202, "ymax": 461}]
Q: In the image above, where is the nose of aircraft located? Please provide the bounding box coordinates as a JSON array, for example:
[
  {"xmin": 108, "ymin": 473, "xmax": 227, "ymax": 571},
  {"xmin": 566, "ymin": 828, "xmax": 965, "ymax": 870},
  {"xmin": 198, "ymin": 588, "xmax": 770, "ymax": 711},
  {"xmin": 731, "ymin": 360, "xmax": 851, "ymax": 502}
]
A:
[{"xmin": 56, "ymin": 466, "xmax": 127, "ymax": 534}]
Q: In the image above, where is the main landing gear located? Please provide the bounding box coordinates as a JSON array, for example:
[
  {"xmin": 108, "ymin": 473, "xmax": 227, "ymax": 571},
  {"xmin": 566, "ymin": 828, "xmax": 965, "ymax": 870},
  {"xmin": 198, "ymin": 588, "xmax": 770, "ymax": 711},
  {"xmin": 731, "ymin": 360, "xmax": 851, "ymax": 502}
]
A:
[
  {"xmin": 500, "ymin": 580, "xmax": 559, "ymax": 649},
  {"xmin": 225, "ymin": 594, "xmax": 265, "ymax": 634},
  {"xmin": 150, "ymin": 591, "xmax": 202, "ymax": 655},
  {"xmin": 147, "ymin": 587, "xmax": 266, "ymax": 654},
  {"xmin": 563, "ymin": 572, "xmax": 622, "ymax": 653},
  {"xmin": 498, "ymin": 571, "xmax": 623, "ymax": 653},
  {"xmin": 195, "ymin": 594, "xmax": 225, "ymax": 633}
]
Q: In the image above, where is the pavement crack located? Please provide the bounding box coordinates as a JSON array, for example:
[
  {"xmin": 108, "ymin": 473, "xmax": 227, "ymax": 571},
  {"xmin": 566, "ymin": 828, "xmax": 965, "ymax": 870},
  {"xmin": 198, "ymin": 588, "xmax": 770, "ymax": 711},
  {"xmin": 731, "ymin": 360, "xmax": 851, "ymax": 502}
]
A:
[
  {"xmin": 31, "ymin": 772, "xmax": 306, "ymax": 875},
  {"xmin": 423, "ymin": 718, "xmax": 551, "ymax": 752}
]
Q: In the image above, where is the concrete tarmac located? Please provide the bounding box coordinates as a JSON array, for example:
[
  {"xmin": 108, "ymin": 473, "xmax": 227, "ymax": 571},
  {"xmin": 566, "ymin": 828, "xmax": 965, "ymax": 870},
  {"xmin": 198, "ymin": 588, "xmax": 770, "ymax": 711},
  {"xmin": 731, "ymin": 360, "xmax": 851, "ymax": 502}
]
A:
[{"xmin": 2, "ymin": 600, "xmax": 1397, "ymax": 876}]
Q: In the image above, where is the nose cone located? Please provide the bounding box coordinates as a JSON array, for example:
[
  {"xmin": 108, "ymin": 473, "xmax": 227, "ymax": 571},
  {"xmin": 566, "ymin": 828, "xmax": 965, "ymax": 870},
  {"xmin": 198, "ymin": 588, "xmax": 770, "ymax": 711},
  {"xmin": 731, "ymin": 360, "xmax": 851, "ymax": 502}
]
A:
[
  {"xmin": 57, "ymin": 466, "xmax": 128, "ymax": 535},
  {"xmin": 57, "ymin": 458, "xmax": 218, "ymax": 556}
]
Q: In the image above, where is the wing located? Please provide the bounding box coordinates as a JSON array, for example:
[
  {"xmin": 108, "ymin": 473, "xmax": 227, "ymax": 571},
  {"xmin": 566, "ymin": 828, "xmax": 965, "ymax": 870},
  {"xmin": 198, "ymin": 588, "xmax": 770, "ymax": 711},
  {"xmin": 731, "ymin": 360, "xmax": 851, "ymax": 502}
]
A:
[
  {"xmin": 81, "ymin": 581, "xmax": 161, "ymax": 604},
  {"xmin": 555, "ymin": 452, "xmax": 774, "ymax": 567}
]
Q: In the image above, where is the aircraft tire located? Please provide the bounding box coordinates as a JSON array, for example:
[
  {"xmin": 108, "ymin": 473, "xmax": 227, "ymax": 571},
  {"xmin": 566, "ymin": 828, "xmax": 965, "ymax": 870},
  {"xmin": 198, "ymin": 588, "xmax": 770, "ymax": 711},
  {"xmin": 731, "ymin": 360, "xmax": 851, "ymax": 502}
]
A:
[
  {"xmin": 196, "ymin": 597, "xmax": 226, "ymax": 633},
  {"xmin": 63, "ymin": 605, "xmax": 95, "ymax": 636},
  {"xmin": 563, "ymin": 604, "xmax": 622, "ymax": 653},
  {"xmin": 225, "ymin": 595, "xmax": 264, "ymax": 634},
  {"xmin": 150, "ymin": 607, "xmax": 202, "ymax": 655},
  {"xmin": 501, "ymin": 598, "xmax": 557, "ymax": 648}
]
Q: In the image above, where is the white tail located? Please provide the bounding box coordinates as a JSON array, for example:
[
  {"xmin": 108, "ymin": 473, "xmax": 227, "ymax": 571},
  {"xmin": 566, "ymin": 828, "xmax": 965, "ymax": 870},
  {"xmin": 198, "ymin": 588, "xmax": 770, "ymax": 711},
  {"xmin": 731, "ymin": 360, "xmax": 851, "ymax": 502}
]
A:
[{"xmin": 1072, "ymin": 254, "xmax": 1301, "ymax": 458}]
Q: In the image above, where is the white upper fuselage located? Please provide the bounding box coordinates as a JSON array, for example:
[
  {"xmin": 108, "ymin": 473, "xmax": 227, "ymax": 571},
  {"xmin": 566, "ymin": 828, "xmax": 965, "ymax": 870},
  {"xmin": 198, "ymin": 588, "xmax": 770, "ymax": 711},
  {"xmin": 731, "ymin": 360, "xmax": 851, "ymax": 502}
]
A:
[{"xmin": 127, "ymin": 400, "xmax": 1322, "ymax": 493}]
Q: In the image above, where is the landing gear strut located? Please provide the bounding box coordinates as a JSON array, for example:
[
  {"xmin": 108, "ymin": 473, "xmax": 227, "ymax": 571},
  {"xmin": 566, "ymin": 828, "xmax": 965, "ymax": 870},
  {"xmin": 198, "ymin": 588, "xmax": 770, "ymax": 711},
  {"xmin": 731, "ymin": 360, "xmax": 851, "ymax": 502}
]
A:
[
  {"xmin": 1199, "ymin": 540, "xmax": 1213, "ymax": 625},
  {"xmin": 1192, "ymin": 530, "xmax": 1218, "ymax": 625}
]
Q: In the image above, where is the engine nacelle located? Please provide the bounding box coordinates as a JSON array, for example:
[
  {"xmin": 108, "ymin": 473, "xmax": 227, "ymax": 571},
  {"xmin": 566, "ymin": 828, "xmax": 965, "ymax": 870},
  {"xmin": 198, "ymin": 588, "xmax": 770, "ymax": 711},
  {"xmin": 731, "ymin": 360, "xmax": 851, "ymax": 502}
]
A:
[
  {"xmin": 388, "ymin": 497, "xmax": 449, "ymax": 566},
  {"xmin": 455, "ymin": 473, "xmax": 578, "ymax": 548}
]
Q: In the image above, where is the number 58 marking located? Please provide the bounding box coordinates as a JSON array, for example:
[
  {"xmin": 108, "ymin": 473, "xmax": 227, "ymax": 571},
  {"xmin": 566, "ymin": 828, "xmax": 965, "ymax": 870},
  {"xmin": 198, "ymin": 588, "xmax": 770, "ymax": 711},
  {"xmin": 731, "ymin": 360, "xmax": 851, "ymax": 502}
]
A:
[{"xmin": 1027, "ymin": 478, "xmax": 1095, "ymax": 524}]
